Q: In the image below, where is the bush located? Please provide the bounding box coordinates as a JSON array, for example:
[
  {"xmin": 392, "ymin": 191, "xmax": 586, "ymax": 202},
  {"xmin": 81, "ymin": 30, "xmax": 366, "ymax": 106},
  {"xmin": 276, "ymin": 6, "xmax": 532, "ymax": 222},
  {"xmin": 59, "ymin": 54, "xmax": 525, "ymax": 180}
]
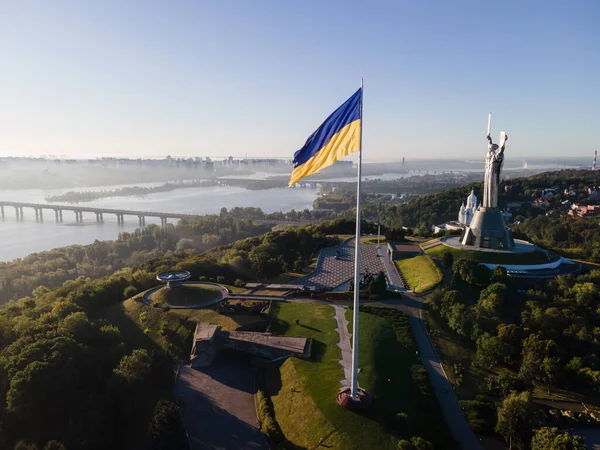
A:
[
  {"xmin": 216, "ymin": 276, "xmax": 226, "ymax": 284},
  {"xmin": 234, "ymin": 279, "xmax": 245, "ymax": 287},
  {"xmin": 123, "ymin": 285, "xmax": 138, "ymax": 299},
  {"xmin": 255, "ymin": 389, "xmax": 284, "ymax": 444},
  {"xmin": 459, "ymin": 396, "xmax": 497, "ymax": 434},
  {"xmin": 148, "ymin": 399, "xmax": 188, "ymax": 450}
]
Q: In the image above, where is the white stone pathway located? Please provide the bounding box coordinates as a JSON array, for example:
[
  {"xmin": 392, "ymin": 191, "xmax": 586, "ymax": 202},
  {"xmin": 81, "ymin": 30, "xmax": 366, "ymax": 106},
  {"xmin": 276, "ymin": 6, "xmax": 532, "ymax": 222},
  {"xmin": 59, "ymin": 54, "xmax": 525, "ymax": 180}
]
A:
[{"xmin": 333, "ymin": 305, "xmax": 353, "ymax": 389}]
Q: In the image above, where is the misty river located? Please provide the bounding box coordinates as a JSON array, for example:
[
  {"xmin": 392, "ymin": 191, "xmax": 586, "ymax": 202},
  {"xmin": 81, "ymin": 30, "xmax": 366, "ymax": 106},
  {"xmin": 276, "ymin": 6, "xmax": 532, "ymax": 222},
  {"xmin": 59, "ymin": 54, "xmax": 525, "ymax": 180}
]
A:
[{"xmin": 0, "ymin": 183, "xmax": 319, "ymax": 262}]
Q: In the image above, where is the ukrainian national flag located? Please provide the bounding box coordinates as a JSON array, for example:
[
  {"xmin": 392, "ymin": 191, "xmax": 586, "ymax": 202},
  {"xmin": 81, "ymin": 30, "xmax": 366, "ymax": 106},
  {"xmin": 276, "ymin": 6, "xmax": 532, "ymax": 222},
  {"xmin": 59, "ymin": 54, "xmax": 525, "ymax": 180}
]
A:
[{"xmin": 289, "ymin": 88, "xmax": 362, "ymax": 186}]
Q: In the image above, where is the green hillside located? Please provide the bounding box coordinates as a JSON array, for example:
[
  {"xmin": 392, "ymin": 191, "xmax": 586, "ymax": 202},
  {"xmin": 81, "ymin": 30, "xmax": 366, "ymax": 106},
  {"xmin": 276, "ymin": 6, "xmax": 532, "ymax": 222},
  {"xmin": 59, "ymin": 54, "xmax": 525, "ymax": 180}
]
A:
[{"xmin": 381, "ymin": 169, "xmax": 600, "ymax": 229}]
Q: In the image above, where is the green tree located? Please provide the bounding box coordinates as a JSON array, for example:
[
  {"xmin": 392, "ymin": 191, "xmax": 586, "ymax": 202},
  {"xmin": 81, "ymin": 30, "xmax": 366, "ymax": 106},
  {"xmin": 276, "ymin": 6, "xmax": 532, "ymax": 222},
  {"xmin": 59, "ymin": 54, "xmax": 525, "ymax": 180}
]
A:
[
  {"xmin": 385, "ymin": 227, "xmax": 405, "ymax": 242},
  {"xmin": 148, "ymin": 399, "xmax": 188, "ymax": 450},
  {"xmin": 476, "ymin": 333, "xmax": 506, "ymax": 369},
  {"xmin": 369, "ymin": 271, "xmax": 388, "ymax": 296},
  {"xmin": 491, "ymin": 266, "xmax": 508, "ymax": 283},
  {"xmin": 446, "ymin": 303, "xmax": 472, "ymax": 337},
  {"xmin": 113, "ymin": 349, "xmax": 152, "ymax": 385},
  {"xmin": 442, "ymin": 251, "xmax": 454, "ymax": 268},
  {"xmin": 123, "ymin": 285, "xmax": 138, "ymax": 299},
  {"xmin": 43, "ymin": 442, "xmax": 67, "ymax": 450},
  {"xmin": 495, "ymin": 391, "xmax": 534, "ymax": 450},
  {"xmin": 531, "ymin": 427, "xmax": 586, "ymax": 450}
]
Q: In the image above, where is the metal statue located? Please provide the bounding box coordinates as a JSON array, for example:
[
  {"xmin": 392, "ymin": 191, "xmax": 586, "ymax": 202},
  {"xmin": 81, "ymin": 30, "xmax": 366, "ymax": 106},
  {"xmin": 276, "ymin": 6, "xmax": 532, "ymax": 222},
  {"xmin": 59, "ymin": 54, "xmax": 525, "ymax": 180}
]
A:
[{"xmin": 483, "ymin": 113, "xmax": 507, "ymax": 208}]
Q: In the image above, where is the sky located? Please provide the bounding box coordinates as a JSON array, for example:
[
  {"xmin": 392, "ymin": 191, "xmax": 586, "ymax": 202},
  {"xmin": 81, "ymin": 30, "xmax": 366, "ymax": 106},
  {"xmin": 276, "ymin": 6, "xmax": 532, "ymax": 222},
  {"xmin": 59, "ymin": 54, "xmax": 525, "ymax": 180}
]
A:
[{"xmin": 1, "ymin": 1, "xmax": 599, "ymax": 161}]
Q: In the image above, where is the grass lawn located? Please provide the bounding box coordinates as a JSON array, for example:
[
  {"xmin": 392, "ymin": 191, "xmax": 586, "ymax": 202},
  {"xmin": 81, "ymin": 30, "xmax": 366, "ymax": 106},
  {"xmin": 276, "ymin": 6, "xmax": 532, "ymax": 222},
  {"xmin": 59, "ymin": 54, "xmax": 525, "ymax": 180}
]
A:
[
  {"xmin": 221, "ymin": 283, "xmax": 247, "ymax": 294},
  {"xmin": 426, "ymin": 243, "xmax": 555, "ymax": 265},
  {"xmin": 152, "ymin": 285, "xmax": 221, "ymax": 306},
  {"xmin": 266, "ymin": 302, "xmax": 454, "ymax": 449},
  {"xmin": 361, "ymin": 236, "xmax": 386, "ymax": 244},
  {"xmin": 396, "ymin": 255, "xmax": 443, "ymax": 294},
  {"xmin": 170, "ymin": 306, "xmax": 265, "ymax": 331},
  {"xmin": 405, "ymin": 236, "xmax": 428, "ymax": 243},
  {"xmin": 252, "ymin": 289, "xmax": 290, "ymax": 296},
  {"xmin": 421, "ymin": 238, "xmax": 441, "ymax": 248}
]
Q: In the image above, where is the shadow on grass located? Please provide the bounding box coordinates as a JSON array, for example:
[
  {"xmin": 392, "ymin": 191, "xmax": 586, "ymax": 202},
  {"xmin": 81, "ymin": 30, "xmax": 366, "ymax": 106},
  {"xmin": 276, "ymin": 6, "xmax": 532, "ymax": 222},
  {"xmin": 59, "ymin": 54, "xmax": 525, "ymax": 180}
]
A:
[
  {"xmin": 299, "ymin": 324, "xmax": 321, "ymax": 333},
  {"xmin": 268, "ymin": 317, "xmax": 289, "ymax": 334},
  {"xmin": 310, "ymin": 340, "xmax": 327, "ymax": 363}
]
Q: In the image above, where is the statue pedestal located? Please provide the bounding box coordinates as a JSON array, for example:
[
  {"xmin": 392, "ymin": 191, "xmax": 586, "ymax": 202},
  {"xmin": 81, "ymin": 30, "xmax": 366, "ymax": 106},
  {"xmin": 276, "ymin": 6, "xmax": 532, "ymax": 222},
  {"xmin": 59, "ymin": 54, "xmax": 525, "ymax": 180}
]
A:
[{"xmin": 461, "ymin": 208, "xmax": 514, "ymax": 250}]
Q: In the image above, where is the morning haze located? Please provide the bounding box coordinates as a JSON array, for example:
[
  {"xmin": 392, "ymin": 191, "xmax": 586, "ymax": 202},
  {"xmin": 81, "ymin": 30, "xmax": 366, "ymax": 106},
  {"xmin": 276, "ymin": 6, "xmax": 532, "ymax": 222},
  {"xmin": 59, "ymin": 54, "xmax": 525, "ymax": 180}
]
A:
[
  {"xmin": 1, "ymin": 1, "xmax": 598, "ymax": 160},
  {"xmin": 1, "ymin": 2, "xmax": 600, "ymax": 450}
]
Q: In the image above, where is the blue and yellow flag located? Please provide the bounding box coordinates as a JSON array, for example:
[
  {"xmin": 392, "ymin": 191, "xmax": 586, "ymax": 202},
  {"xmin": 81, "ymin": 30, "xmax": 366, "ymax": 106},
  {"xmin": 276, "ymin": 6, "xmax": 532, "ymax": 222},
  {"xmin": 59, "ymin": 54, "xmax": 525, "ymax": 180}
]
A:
[{"xmin": 289, "ymin": 88, "xmax": 361, "ymax": 186}]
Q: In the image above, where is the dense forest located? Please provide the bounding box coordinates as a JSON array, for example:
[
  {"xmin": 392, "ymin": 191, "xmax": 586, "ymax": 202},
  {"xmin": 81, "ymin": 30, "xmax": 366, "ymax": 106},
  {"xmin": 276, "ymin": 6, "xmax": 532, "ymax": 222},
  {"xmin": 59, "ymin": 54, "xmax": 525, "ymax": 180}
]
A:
[
  {"xmin": 430, "ymin": 255, "xmax": 599, "ymax": 449},
  {"xmin": 0, "ymin": 212, "xmax": 272, "ymax": 304},
  {"xmin": 0, "ymin": 219, "xmax": 361, "ymax": 449}
]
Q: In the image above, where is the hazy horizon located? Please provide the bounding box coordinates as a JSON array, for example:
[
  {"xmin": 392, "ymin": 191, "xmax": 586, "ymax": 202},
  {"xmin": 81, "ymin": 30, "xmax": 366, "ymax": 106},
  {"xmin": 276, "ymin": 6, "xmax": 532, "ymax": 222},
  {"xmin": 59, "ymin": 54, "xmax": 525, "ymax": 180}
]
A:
[{"xmin": 2, "ymin": 1, "xmax": 598, "ymax": 160}]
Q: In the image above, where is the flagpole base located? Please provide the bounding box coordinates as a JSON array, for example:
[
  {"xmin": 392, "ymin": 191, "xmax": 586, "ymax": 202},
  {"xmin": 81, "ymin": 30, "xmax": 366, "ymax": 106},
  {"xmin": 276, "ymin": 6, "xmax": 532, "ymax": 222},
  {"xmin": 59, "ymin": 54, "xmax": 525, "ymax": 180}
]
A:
[{"xmin": 336, "ymin": 387, "xmax": 372, "ymax": 410}]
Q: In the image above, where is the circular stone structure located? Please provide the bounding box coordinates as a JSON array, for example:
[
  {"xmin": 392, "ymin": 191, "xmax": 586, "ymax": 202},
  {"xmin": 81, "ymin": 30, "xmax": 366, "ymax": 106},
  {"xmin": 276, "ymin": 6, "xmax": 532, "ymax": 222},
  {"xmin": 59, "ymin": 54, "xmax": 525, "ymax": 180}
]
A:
[
  {"xmin": 156, "ymin": 270, "xmax": 191, "ymax": 289},
  {"xmin": 442, "ymin": 236, "xmax": 538, "ymax": 254}
]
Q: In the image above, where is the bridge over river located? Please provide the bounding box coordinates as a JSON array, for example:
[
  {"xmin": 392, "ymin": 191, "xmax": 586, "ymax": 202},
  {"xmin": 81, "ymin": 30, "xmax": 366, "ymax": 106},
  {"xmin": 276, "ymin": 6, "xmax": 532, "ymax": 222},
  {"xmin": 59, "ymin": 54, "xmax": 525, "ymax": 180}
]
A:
[{"xmin": 0, "ymin": 200, "xmax": 316, "ymax": 227}]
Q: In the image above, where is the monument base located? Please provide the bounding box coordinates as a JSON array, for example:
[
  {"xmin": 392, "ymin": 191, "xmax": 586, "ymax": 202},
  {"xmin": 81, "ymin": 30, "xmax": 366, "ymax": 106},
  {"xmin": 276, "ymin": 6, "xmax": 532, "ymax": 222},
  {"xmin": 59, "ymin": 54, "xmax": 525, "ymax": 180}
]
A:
[
  {"xmin": 336, "ymin": 387, "xmax": 372, "ymax": 410},
  {"xmin": 461, "ymin": 208, "xmax": 514, "ymax": 250}
]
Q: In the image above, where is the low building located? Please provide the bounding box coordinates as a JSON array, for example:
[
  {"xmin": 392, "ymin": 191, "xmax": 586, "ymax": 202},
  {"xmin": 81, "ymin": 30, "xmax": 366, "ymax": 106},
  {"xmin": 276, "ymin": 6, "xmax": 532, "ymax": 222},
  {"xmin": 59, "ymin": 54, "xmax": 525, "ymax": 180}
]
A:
[
  {"xmin": 568, "ymin": 204, "xmax": 600, "ymax": 217},
  {"xmin": 190, "ymin": 322, "xmax": 311, "ymax": 368},
  {"xmin": 432, "ymin": 221, "xmax": 465, "ymax": 234},
  {"xmin": 387, "ymin": 242, "xmax": 423, "ymax": 260}
]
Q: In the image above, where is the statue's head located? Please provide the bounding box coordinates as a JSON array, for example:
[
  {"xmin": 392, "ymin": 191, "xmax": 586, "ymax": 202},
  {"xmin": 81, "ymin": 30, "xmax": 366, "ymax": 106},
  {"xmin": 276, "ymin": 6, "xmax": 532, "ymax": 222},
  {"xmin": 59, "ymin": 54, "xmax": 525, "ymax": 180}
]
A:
[{"xmin": 491, "ymin": 144, "xmax": 499, "ymax": 151}]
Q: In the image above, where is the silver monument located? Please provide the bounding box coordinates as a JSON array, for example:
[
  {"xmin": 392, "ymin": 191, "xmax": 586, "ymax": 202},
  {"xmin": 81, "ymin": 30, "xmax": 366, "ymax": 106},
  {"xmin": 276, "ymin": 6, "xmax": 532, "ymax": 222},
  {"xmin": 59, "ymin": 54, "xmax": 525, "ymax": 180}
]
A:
[
  {"xmin": 483, "ymin": 131, "xmax": 507, "ymax": 208},
  {"xmin": 461, "ymin": 114, "xmax": 515, "ymax": 249}
]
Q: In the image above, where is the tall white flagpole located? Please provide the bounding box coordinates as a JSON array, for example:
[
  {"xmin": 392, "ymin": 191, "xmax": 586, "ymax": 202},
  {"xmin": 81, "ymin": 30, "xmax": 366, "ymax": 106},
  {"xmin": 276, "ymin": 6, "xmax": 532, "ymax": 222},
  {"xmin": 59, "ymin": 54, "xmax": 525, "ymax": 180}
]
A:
[{"xmin": 350, "ymin": 78, "xmax": 364, "ymax": 399}]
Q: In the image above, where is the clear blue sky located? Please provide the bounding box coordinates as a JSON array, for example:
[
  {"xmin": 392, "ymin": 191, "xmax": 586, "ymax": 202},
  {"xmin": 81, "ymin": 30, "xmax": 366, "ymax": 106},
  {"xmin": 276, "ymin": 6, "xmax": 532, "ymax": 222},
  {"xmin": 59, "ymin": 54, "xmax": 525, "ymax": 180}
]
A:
[{"xmin": 1, "ymin": 0, "xmax": 598, "ymax": 160}]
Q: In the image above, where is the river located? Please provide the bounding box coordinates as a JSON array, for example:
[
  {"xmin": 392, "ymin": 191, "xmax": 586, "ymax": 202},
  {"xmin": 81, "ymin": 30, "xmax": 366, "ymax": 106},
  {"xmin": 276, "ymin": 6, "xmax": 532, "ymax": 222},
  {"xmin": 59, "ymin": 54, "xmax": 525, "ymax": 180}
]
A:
[{"xmin": 0, "ymin": 184, "xmax": 319, "ymax": 262}]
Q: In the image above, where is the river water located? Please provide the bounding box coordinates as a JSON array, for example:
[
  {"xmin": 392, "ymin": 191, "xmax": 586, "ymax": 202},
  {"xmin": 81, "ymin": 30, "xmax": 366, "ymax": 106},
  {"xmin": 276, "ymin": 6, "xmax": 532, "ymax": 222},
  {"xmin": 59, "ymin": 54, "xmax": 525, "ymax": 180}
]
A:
[{"xmin": 0, "ymin": 184, "xmax": 319, "ymax": 262}]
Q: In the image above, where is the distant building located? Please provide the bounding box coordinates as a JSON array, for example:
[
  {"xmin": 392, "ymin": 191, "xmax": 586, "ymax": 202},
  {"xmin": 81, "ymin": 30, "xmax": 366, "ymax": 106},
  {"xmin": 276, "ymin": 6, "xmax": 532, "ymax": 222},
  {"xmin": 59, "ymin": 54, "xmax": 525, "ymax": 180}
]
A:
[
  {"xmin": 588, "ymin": 186, "xmax": 600, "ymax": 200},
  {"xmin": 458, "ymin": 189, "xmax": 479, "ymax": 226},
  {"xmin": 433, "ymin": 221, "xmax": 465, "ymax": 234},
  {"xmin": 569, "ymin": 204, "xmax": 600, "ymax": 217}
]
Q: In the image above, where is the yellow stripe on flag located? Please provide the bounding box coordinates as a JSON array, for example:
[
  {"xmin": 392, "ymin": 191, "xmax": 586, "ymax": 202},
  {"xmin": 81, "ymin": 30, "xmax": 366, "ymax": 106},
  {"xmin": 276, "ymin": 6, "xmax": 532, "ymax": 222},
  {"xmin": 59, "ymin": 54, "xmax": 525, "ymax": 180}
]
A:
[{"xmin": 289, "ymin": 119, "xmax": 360, "ymax": 186}]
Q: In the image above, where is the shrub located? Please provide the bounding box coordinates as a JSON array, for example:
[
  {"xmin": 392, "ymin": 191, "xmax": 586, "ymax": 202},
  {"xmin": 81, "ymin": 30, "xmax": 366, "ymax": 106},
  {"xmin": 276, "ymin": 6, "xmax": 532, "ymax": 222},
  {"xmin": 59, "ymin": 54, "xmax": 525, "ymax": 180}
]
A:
[
  {"xmin": 459, "ymin": 396, "xmax": 497, "ymax": 434},
  {"xmin": 234, "ymin": 279, "xmax": 245, "ymax": 287},
  {"xmin": 123, "ymin": 285, "xmax": 138, "ymax": 298},
  {"xmin": 255, "ymin": 388, "xmax": 284, "ymax": 445},
  {"xmin": 216, "ymin": 276, "xmax": 226, "ymax": 284},
  {"xmin": 148, "ymin": 399, "xmax": 188, "ymax": 450}
]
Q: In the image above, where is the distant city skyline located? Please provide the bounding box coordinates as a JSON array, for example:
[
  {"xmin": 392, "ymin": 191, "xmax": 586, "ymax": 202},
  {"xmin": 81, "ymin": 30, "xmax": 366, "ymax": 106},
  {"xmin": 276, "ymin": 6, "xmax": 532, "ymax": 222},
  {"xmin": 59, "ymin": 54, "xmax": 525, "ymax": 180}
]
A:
[{"xmin": 1, "ymin": 1, "xmax": 599, "ymax": 160}]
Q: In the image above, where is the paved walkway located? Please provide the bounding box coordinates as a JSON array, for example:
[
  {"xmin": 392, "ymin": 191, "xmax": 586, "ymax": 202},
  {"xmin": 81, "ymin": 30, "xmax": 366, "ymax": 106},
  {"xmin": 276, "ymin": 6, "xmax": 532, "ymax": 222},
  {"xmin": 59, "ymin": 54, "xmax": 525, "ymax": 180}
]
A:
[
  {"xmin": 175, "ymin": 355, "xmax": 268, "ymax": 450},
  {"xmin": 374, "ymin": 295, "xmax": 483, "ymax": 450},
  {"xmin": 378, "ymin": 244, "xmax": 406, "ymax": 290},
  {"xmin": 333, "ymin": 305, "xmax": 352, "ymax": 389},
  {"xmin": 295, "ymin": 238, "xmax": 386, "ymax": 289}
]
